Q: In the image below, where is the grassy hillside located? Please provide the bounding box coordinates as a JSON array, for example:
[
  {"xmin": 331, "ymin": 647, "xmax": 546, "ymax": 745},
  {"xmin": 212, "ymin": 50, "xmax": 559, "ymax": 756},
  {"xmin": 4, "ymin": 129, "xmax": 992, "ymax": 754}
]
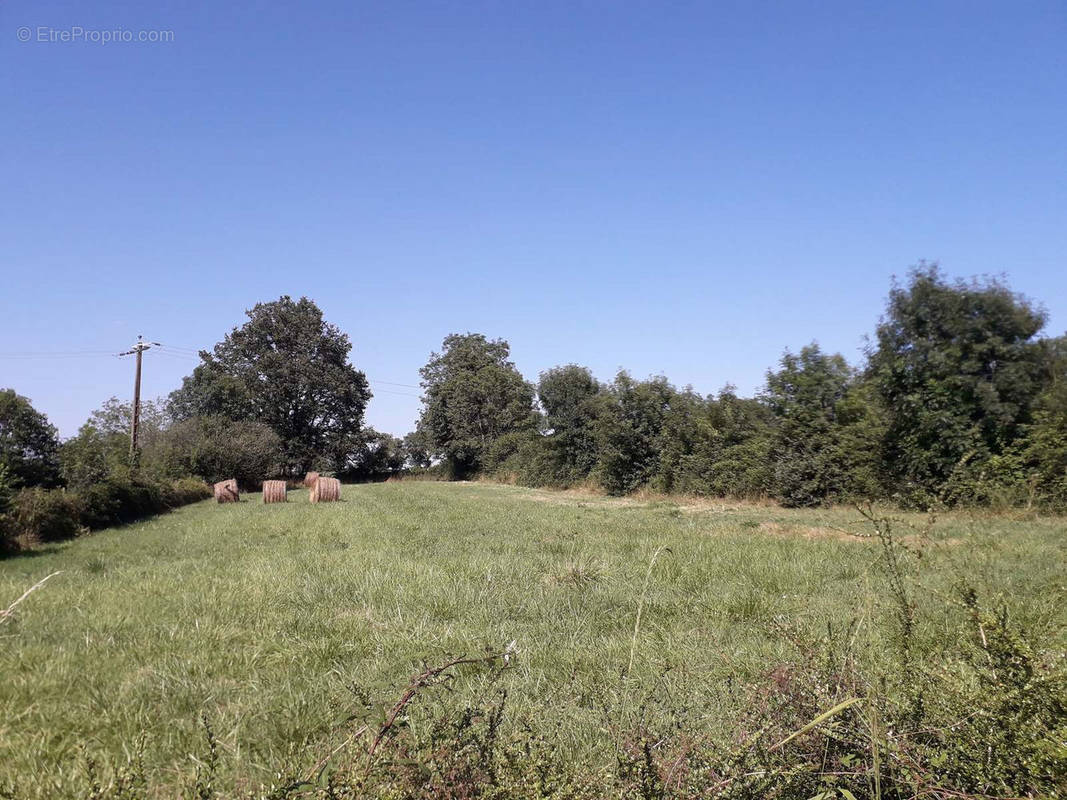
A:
[{"xmin": 1, "ymin": 482, "xmax": 1064, "ymax": 797}]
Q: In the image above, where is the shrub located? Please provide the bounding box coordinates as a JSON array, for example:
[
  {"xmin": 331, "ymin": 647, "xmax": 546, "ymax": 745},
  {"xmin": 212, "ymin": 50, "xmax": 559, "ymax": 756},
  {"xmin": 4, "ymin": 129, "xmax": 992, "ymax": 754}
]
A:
[
  {"xmin": 78, "ymin": 479, "xmax": 164, "ymax": 529},
  {"xmin": 159, "ymin": 416, "xmax": 283, "ymax": 489},
  {"xmin": 0, "ymin": 464, "xmax": 15, "ymax": 555},
  {"xmin": 59, "ymin": 424, "xmax": 129, "ymax": 489},
  {"xmin": 78, "ymin": 477, "xmax": 210, "ymax": 530},
  {"xmin": 3, "ymin": 476, "xmax": 210, "ymax": 552},
  {"xmin": 165, "ymin": 477, "xmax": 212, "ymax": 506},
  {"xmin": 591, "ymin": 373, "xmax": 674, "ymax": 495},
  {"xmin": 12, "ymin": 487, "xmax": 83, "ymax": 544}
]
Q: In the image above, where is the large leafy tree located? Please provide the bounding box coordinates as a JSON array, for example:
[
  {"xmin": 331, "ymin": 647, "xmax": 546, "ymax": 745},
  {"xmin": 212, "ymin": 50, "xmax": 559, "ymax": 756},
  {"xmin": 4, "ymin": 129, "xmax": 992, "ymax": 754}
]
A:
[
  {"xmin": 703, "ymin": 389, "xmax": 777, "ymax": 498},
  {"xmin": 1011, "ymin": 334, "xmax": 1067, "ymax": 508},
  {"xmin": 536, "ymin": 365, "xmax": 603, "ymax": 483},
  {"xmin": 763, "ymin": 344, "xmax": 884, "ymax": 506},
  {"xmin": 591, "ymin": 372, "xmax": 675, "ymax": 495},
  {"xmin": 416, "ymin": 333, "xmax": 536, "ymax": 478},
  {"xmin": 869, "ymin": 266, "xmax": 1046, "ymax": 500},
  {"xmin": 169, "ymin": 296, "xmax": 371, "ymax": 473},
  {"xmin": 0, "ymin": 389, "xmax": 61, "ymax": 488}
]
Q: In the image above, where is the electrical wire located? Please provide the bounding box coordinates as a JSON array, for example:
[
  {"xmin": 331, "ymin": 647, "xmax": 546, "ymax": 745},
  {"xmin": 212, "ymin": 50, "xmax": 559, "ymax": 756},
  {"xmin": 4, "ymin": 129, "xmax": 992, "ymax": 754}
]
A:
[
  {"xmin": 373, "ymin": 380, "xmax": 421, "ymax": 389},
  {"xmin": 1, "ymin": 345, "xmax": 423, "ymax": 397},
  {"xmin": 0, "ymin": 353, "xmax": 118, "ymax": 361}
]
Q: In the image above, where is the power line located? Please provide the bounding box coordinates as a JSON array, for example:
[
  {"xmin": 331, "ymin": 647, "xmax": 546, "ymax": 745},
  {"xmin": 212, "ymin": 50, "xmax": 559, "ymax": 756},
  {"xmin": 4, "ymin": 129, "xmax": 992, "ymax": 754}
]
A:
[
  {"xmin": 1, "ymin": 345, "xmax": 422, "ymax": 395},
  {"xmin": 0, "ymin": 350, "xmax": 117, "ymax": 359},
  {"xmin": 153, "ymin": 349, "xmax": 200, "ymax": 362},
  {"xmin": 374, "ymin": 379, "xmax": 420, "ymax": 389}
]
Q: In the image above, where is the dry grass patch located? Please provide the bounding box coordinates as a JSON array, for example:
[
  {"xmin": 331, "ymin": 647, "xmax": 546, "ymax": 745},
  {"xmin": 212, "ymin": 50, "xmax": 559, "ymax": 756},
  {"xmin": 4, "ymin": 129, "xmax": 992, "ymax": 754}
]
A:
[{"xmin": 755, "ymin": 520, "xmax": 855, "ymax": 542}]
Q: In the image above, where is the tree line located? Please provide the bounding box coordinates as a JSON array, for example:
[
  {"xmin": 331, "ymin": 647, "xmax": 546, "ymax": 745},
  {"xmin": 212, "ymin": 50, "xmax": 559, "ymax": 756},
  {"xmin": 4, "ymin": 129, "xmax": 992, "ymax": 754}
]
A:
[
  {"xmin": 410, "ymin": 265, "xmax": 1067, "ymax": 509},
  {"xmin": 2, "ymin": 264, "xmax": 1066, "ymax": 544}
]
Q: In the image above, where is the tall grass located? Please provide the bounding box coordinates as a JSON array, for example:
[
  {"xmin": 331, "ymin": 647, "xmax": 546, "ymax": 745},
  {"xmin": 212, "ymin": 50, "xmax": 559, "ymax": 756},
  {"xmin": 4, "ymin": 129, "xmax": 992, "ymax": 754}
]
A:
[{"xmin": 0, "ymin": 482, "xmax": 1064, "ymax": 797}]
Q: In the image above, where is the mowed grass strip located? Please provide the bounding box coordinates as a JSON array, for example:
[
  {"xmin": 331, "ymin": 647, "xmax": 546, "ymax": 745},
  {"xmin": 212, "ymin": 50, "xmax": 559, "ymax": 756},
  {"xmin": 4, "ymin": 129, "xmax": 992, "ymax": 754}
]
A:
[{"xmin": 1, "ymin": 482, "xmax": 1064, "ymax": 796}]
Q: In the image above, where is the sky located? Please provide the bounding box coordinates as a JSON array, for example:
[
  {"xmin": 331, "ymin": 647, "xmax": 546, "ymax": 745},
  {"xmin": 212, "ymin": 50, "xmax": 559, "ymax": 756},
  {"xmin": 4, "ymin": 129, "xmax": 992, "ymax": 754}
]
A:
[{"xmin": 1, "ymin": 1, "xmax": 1065, "ymax": 438}]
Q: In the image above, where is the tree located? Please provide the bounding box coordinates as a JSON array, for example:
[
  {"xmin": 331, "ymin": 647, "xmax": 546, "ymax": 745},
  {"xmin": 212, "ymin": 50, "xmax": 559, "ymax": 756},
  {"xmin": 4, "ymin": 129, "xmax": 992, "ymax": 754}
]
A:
[
  {"xmin": 59, "ymin": 397, "xmax": 168, "ymax": 488},
  {"xmin": 649, "ymin": 386, "xmax": 705, "ymax": 494},
  {"xmin": 0, "ymin": 389, "xmax": 61, "ymax": 488},
  {"xmin": 401, "ymin": 429, "xmax": 434, "ymax": 470},
  {"xmin": 651, "ymin": 386, "xmax": 777, "ymax": 498},
  {"xmin": 169, "ymin": 296, "xmax": 371, "ymax": 473},
  {"xmin": 416, "ymin": 333, "xmax": 536, "ymax": 478},
  {"xmin": 592, "ymin": 372, "xmax": 675, "ymax": 495},
  {"xmin": 59, "ymin": 423, "xmax": 123, "ymax": 489},
  {"xmin": 1010, "ymin": 334, "xmax": 1067, "ymax": 508},
  {"xmin": 534, "ymin": 365, "xmax": 603, "ymax": 483},
  {"xmin": 698, "ymin": 388, "xmax": 776, "ymax": 498},
  {"xmin": 869, "ymin": 265, "xmax": 1046, "ymax": 502},
  {"xmin": 0, "ymin": 463, "xmax": 16, "ymax": 554},
  {"xmin": 344, "ymin": 429, "xmax": 406, "ymax": 480},
  {"xmin": 764, "ymin": 344, "xmax": 884, "ymax": 506}
]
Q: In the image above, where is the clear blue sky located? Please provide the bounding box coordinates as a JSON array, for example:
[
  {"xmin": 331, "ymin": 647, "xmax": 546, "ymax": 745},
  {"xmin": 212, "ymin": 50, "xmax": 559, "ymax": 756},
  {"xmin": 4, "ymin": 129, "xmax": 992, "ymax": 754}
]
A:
[{"xmin": 2, "ymin": 1, "xmax": 1065, "ymax": 438}]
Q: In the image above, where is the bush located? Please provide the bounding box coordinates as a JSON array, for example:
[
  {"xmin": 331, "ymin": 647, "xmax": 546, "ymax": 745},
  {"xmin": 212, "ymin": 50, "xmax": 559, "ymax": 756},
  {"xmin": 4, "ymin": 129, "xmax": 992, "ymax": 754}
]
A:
[
  {"xmin": 12, "ymin": 487, "xmax": 83, "ymax": 544},
  {"xmin": 159, "ymin": 416, "xmax": 283, "ymax": 489},
  {"xmin": 0, "ymin": 464, "xmax": 16, "ymax": 555},
  {"xmin": 79, "ymin": 476, "xmax": 210, "ymax": 530},
  {"xmin": 2, "ymin": 477, "xmax": 210, "ymax": 553},
  {"xmin": 79, "ymin": 479, "xmax": 164, "ymax": 529},
  {"xmin": 166, "ymin": 477, "xmax": 212, "ymax": 506}
]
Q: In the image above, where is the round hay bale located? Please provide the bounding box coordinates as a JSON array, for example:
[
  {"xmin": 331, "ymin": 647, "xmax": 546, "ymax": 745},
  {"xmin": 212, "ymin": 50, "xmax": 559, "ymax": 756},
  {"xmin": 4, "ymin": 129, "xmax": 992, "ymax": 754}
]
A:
[
  {"xmin": 304, "ymin": 471, "xmax": 319, "ymax": 489},
  {"xmin": 213, "ymin": 479, "xmax": 239, "ymax": 503},
  {"xmin": 262, "ymin": 479, "xmax": 287, "ymax": 504},
  {"xmin": 310, "ymin": 476, "xmax": 340, "ymax": 503}
]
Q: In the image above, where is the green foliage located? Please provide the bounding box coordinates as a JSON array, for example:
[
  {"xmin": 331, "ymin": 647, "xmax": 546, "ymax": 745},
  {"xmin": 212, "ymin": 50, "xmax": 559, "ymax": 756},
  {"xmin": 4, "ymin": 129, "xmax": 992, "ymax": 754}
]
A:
[
  {"xmin": 647, "ymin": 385, "xmax": 705, "ymax": 495},
  {"xmin": 401, "ymin": 269, "xmax": 1067, "ymax": 509},
  {"xmin": 591, "ymin": 372, "xmax": 675, "ymax": 495},
  {"xmin": 168, "ymin": 477, "xmax": 214, "ymax": 506},
  {"xmin": 4, "ymin": 477, "xmax": 210, "ymax": 549},
  {"xmin": 0, "ymin": 464, "xmax": 16, "ymax": 555},
  {"xmin": 78, "ymin": 479, "xmax": 163, "ymax": 530},
  {"xmin": 8, "ymin": 483, "xmax": 1061, "ymax": 798},
  {"xmin": 59, "ymin": 423, "xmax": 125, "ymax": 489},
  {"xmin": 343, "ymin": 429, "xmax": 407, "ymax": 480},
  {"xmin": 159, "ymin": 416, "xmax": 283, "ymax": 488},
  {"xmin": 76, "ymin": 477, "xmax": 206, "ymax": 530},
  {"xmin": 12, "ymin": 487, "xmax": 83, "ymax": 543},
  {"xmin": 926, "ymin": 592, "xmax": 1067, "ymax": 794},
  {"xmin": 0, "ymin": 388, "xmax": 61, "ymax": 488},
  {"xmin": 870, "ymin": 264, "xmax": 1047, "ymax": 503},
  {"xmin": 1017, "ymin": 336, "xmax": 1067, "ymax": 508},
  {"xmin": 416, "ymin": 333, "xmax": 537, "ymax": 478},
  {"xmin": 397, "ymin": 428, "xmax": 432, "ymax": 471},
  {"xmin": 533, "ymin": 365, "xmax": 603, "ymax": 484},
  {"xmin": 168, "ymin": 296, "xmax": 371, "ymax": 474},
  {"xmin": 763, "ymin": 345, "xmax": 886, "ymax": 506},
  {"xmin": 668, "ymin": 388, "xmax": 775, "ymax": 498},
  {"xmin": 59, "ymin": 398, "xmax": 169, "ymax": 488}
]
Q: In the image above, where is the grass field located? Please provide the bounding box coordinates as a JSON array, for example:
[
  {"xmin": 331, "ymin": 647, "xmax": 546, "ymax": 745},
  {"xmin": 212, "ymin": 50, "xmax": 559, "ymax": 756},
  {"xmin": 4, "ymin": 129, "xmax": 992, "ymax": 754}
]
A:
[{"xmin": 1, "ymin": 482, "xmax": 1065, "ymax": 797}]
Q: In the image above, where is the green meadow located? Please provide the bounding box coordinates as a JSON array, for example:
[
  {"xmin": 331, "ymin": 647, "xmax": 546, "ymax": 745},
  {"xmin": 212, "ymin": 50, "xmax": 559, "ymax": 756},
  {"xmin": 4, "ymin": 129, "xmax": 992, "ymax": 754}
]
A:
[{"xmin": 1, "ymin": 481, "xmax": 1064, "ymax": 797}]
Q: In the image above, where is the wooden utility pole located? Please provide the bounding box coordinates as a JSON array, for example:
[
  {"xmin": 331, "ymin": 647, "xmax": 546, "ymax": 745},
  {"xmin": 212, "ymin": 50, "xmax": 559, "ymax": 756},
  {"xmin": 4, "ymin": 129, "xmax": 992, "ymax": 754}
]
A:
[{"xmin": 118, "ymin": 336, "xmax": 159, "ymax": 465}]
